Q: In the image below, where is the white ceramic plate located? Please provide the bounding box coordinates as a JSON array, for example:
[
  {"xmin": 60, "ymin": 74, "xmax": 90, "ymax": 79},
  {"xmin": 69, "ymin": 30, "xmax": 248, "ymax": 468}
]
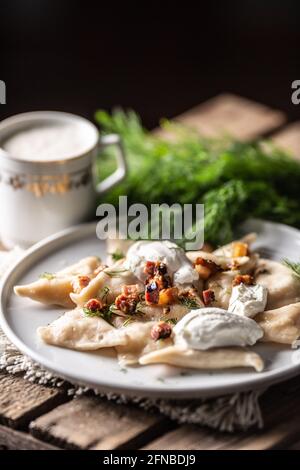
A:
[{"xmin": 1, "ymin": 219, "xmax": 300, "ymax": 399}]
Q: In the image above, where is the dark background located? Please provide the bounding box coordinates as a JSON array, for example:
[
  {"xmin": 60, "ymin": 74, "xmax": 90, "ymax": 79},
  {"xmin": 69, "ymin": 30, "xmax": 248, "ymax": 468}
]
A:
[{"xmin": 1, "ymin": 0, "xmax": 300, "ymax": 129}]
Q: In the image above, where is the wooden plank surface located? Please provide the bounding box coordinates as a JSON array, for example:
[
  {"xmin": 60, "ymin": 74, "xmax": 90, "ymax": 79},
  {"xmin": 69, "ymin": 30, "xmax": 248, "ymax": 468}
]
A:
[
  {"xmin": 0, "ymin": 373, "xmax": 67, "ymax": 429},
  {"xmin": 0, "ymin": 424, "xmax": 59, "ymax": 450},
  {"xmin": 30, "ymin": 396, "xmax": 173, "ymax": 450},
  {"xmin": 272, "ymin": 121, "xmax": 300, "ymax": 158},
  {"xmin": 175, "ymin": 93, "xmax": 286, "ymax": 140},
  {"xmin": 144, "ymin": 375, "xmax": 300, "ymax": 450}
]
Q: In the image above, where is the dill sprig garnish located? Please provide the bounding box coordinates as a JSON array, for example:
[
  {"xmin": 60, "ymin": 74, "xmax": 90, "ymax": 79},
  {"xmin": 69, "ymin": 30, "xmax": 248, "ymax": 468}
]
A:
[
  {"xmin": 83, "ymin": 304, "xmax": 113, "ymax": 324},
  {"xmin": 99, "ymin": 286, "xmax": 110, "ymax": 302},
  {"xmin": 110, "ymin": 250, "xmax": 125, "ymax": 261},
  {"xmin": 135, "ymin": 301, "xmax": 147, "ymax": 315},
  {"xmin": 39, "ymin": 272, "xmax": 56, "ymax": 280},
  {"xmin": 122, "ymin": 317, "xmax": 134, "ymax": 327},
  {"xmin": 160, "ymin": 317, "xmax": 178, "ymax": 325},
  {"xmin": 104, "ymin": 268, "xmax": 128, "ymax": 278},
  {"xmin": 282, "ymin": 259, "xmax": 300, "ymax": 279},
  {"xmin": 179, "ymin": 296, "xmax": 201, "ymax": 309}
]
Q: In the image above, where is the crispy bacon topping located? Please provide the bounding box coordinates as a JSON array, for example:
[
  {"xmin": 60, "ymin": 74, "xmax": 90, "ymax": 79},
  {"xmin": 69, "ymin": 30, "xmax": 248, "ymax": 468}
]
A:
[
  {"xmin": 85, "ymin": 298, "xmax": 103, "ymax": 312},
  {"xmin": 144, "ymin": 261, "xmax": 172, "ymax": 305},
  {"xmin": 144, "ymin": 261, "xmax": 155, "ymax": 277},
  {"xmin": 115, "ymin": 284, "xmax": 140, "ymax": 314},
  {"xmin": 72, "ymin": 275, "xmax": 91, "ymax": 293},
  {"xmin": 145, "ymin": 281, "xmax": 160, "ymax": 304},
  {"xmin": 194, "ymin": 257, "xmax": 221, "ymax": 280},
  {"xmin": 151, "ymin": 321, "xmax": 172, "ymax": 341},
  {"xmin": 158, "ymin": 287, "xmax": 179, "ymax": 305},
  {"xmin": 232, "ymin": 242, "xmax": 249, "ymax": 258},
  {"xmin": 232, "ymin": 274, "xmax": 254, "ymax": 287},
  {"xmin": 202, "ymin": 289, "xmax": 215, "ymax": 305}
]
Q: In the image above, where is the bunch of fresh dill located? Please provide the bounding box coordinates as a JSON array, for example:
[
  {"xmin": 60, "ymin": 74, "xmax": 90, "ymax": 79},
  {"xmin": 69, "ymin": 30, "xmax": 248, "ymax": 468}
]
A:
[{"xmin": 95, "ymin": 109, "xmax": 300, "ymax": 246}]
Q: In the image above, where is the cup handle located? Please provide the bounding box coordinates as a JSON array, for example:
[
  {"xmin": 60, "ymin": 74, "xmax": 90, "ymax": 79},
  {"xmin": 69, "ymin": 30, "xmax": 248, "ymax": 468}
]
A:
[{"xmin": 95, "ymin": 134, "xmax": 127, "ymax": 194}]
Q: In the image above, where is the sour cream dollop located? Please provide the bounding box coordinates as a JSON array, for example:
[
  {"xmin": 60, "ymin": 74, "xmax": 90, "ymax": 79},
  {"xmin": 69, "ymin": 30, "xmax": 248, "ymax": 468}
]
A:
[
  {"xmin": 124, "ymin": 240, "xmax": 198, "ymax": 286},
  {"xmin": 228, "ymin": 283, "xmax": 267, "ymax": 318},
  {"xmin": 173, "ymin": 308, "xmax": 263, "ymax": 350}
]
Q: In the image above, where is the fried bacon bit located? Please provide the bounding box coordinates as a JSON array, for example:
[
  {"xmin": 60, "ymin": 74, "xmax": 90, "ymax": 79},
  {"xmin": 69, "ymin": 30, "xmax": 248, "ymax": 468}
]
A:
[
  {"xmin": 144, "ymin": 261, "xmax": 172, "ymax": 305},
  {"xmin": 232, "ymin": 274, "xmax": 254, "ymax": 287},
  {"xmin": 145, "ymin": 281, "xmax": 160, "ymax": 304},
  {"xmin": 158, "ymin": 287, "xmax": 179, "ymax": 306},
  {"xmin": 151, "ymin": 321, "xmax": 172, "ymax": 341},
  {"xmin": 194, "ymin": 257, "xmax": 221, "ymax": 280},
  {"xmin": 232, "ymin": 242, "xmax": 249, "ymax": 258},
  {"xmin": 85, "ymin": 298, "xmax": 103, "ymax": 312},
  {"xmin": 202, "ymin": 289, "xmax": 215, "ymax": 306},
  {"xmin": 93, "ymin": 264, "xmax": 108, "ymax": 276},
  {"xmin": 115, "ymin": 284, "xmax": 140, "ymax": 314},
  {"xmin": 144, "ymin": 261, "xmax": 156, "ymax": 276},
  {"xmin": 122, "ymin": 284, "xmax": 140, "ymax": 296},
  {"xmin": 72, "ymin": 275, "xmax": 91, "ymax": 293}
]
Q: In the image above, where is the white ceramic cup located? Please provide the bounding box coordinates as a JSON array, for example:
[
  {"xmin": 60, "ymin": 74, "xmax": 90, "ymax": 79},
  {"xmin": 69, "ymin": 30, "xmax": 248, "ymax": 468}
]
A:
[{"xmin": 0, "ymin": 111, "xmax": 127, "ymax": 248}]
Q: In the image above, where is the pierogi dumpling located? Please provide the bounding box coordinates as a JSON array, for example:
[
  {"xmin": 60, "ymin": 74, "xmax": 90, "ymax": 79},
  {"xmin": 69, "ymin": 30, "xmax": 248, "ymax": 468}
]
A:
[
  {"xmin": 70, "ymin": 264, "xmax": 144, "ymax": 307},
  {"xmin": 139, "ymin": 345, "xmax": 264, "ymax": 372},
  {"xmin": 38, "ymin": 308, "xmax": 129, "ymax": 350},
  {"xmin": 255, "ymin": 259, "xmax": 300, "ymax": 310},
  {"xmin": 256, "ymin": 302, "xmax": 300, "ymax": 344},
  {"xmin": 205, "ymin": 270, "xmax": 239, "ymax": 309},
  {"xmin": 115, "ymin": 321, "xmax": 173, "ymax": 366},
  {"xmin": 14, "ymin": 256, "xmax": 101, "ymax": 308}
]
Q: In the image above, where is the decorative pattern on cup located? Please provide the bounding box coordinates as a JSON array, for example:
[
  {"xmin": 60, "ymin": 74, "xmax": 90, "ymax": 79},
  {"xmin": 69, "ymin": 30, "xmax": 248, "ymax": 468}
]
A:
[{"xmin": 0, "ymin": 168, "xmax": 92, "ymax": 198}]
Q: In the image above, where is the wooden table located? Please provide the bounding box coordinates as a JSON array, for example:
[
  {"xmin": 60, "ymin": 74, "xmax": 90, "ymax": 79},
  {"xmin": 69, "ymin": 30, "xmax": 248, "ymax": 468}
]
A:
[{"xmin": 1, "ymin": 94, "xmax": 300, "ymax": 451}]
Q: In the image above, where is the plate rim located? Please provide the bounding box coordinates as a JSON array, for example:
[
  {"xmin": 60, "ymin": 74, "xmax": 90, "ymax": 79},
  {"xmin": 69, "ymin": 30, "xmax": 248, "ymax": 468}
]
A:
[{"xmin": 1, "ymin": 218, "xmax": 300, "ymax": 399}]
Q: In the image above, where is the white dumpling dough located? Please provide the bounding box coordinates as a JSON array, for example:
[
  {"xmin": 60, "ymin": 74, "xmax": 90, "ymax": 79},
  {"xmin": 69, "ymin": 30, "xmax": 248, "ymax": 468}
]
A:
[
  {"xmin": 14, "ymin": 256, "xmax": 101, "ymax": 308},
  {"xmin": 70, "ymin": 263, "xmax": 143, "ymax": 307},
  {"xmin": 256, "ymin": 301, "xmax": 300, "ymax": 344},
  {"xmin": 116, "ymin": 321, "xmax": 173, "ymax": 366},
  {"xmin": 205, "ymin": 270, "xmax": 238, "ymax": 309},
  {"xmin": 255, "ymin": 259, "xmax": 300, "ymax": 310},
  {"xmin": 139, "ymin": 345, "xmax": 264, "ymax": 372},
  {"xmin": 38, "ymin": 308, "xmax": 129, "ymax": 350}
]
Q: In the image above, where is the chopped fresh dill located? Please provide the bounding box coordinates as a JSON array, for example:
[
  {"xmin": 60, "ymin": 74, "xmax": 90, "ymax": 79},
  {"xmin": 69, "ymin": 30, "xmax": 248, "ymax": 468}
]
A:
[
  {"xmin": 99, "ymin": 286, "xmax": 110, "ymax": 302},
  {"xmin": 135, "ymin": 301, "xmax": 146, "ymax": 315},
  {"xmin": 122, "ymin": 317, "xmax": 134, "ymax": 327},
  {"xmin": 282, "ymin": 259, "xmax": 300, "ymax": 279},
  {"xmin": 83, "ymin": 305, "xmax": 112, "ymax": 324},
  {"xmin": 110, "ymin": 250, "xmax": 125, "ymax": 261},
  {"xmin": 104, "ymin": 268, "xmax": 128, "ymax": 278},
  {"xmin": 179, "ymin": 296, "xmax": 201, "ymax": 309},
  {"xmin": 108, "ymin": 304, "xmax": 126, "ymax": 318},
  {"xmin": 39, "ymin": 272, "xmax": 55, "ymax": 280},
  {"xmin": 164, "ymin": 317, "xmax": 178, "ymax": 325},
  {"xmin": 159, "ymin": 316, "xmax": 178, "ymax": 324}
]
